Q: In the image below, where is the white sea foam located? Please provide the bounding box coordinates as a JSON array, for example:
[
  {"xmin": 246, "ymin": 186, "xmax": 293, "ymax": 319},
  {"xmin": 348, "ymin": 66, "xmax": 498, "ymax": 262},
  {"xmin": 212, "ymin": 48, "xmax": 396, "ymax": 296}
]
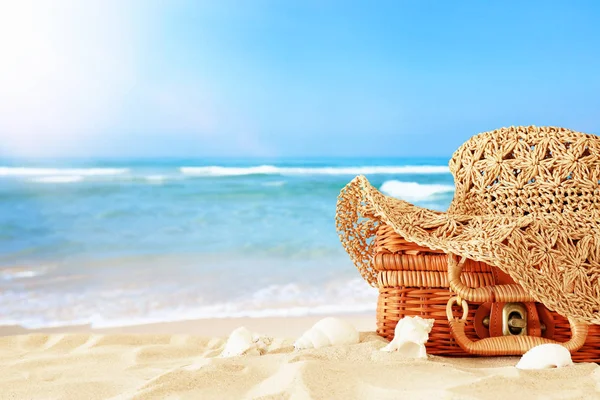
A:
[
  {"xmin": 0, "ymin": 167, "xmax": 129, "ymax": 177},
  {"xmin": 84, "ymin": 302, "xmax": 378, "ymax": 329},
  {"xmin": 30, "ymin": 175, "xmax": 84, "ymax": 183},
  {"xmin": 181, "ymin": 165, "xmax": 279, "ymax": 176},
  {"xmin": 180, "ymin": 165, "xmax": 450, "ymax": 177},
  {"xmin": 145, "ymin": 175, "xmax": 168, "ymax": 183},
  {"xmin": 380, "ymin": 180, "xmax": 455, "ymax": 201},
  {"xmin": 261, "ymin": 181, "xmax": 286, "ymax": 187},
  {"xmin": 0, "ymin": 267, "xmax": 47, "ymax": 281},
  {"xmin": 2, "ymin": 278, "xmax": 378, "ymax": 329}
]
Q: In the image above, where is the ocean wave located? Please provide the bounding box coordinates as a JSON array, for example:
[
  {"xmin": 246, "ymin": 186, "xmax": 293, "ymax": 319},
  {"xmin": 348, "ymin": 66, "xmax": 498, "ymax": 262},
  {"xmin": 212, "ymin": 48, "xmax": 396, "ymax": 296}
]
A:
[
  {"xmin": 89, "ymin": 303, "xmax": 377, "ymax": 329},
  {"xmin": 0, "ymin": 266, "xmax": 48, "ymax": 281},
  {"xmin": 0, "ymin": 167, "xmax": 129, "ymax": 177},
  {"xmin": 261, "ymin": 180, "xmax": 287, "ymax": 187},
  {"xmin": 380, "ymin": 180, "xmax": 454, "ymax": 201},
  {"xmin": 113, "ymin": 174, "xmax": 181, "ymax": 184},
  {"xmin": 181, "ymin": 165, "xmax": 279, "ymax": 176},
  {"xmin": 180, "ymin": 165, "xmax": 450, "ymax": 176},
  {"xmin": 30, "ymin": 175, "xmax": 84, "ymax": 183},
  {"xmin": 89, "ymin": 279, "xmax": 377, "ymax": 328},
  {"xmin": 0, "ymin": 278, "xmax": 378, "ymax": 329},
  {"xmin": 145, "ymin": 175, "xmax": 168, "ymax": 183}
]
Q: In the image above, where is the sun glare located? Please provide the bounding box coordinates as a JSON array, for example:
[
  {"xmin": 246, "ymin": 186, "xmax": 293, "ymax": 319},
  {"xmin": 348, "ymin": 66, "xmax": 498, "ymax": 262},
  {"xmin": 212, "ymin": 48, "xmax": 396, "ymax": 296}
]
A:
[{"xmin": 0, "ymin": 1, "xmax": 136, "ymax": 158}]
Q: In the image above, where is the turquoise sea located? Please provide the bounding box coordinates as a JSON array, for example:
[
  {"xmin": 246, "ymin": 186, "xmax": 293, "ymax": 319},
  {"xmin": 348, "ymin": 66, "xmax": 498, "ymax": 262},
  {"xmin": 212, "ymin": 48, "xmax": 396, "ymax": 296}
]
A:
[{"xmin": 0, "ymin": 157, "xmax": 455, "ymax": 328}]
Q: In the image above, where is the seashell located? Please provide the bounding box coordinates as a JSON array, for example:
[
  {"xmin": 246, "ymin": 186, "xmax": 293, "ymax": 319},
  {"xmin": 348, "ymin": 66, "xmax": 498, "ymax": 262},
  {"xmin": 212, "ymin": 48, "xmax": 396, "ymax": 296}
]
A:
[
  {"xmin": 294, "ymin": 317, "xmax": 359, "ymax": 350},
  {"xmin": 516, "ymin": 344, "xmax": 573, "ymax": 370},
  {"xmin": 381, "ymin": 316, "xmax": 435, "ymax": 359},
  {"xmin": 220, "ymin": 327, "xmax": 272, "ymax": 357}
]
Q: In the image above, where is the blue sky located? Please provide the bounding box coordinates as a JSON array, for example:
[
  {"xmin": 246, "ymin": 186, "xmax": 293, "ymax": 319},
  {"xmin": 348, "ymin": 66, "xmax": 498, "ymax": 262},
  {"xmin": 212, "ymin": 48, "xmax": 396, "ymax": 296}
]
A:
[{"xmin": 1, "ymin": 0, "xmax": 599, "ymax": 158}]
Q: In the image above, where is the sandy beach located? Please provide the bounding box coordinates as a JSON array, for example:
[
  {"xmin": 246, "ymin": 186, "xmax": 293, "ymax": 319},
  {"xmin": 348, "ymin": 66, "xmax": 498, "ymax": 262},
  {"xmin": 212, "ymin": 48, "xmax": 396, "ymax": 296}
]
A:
[
  {"xmin": 0, "ymin": 315, "xmax": 598, "ymax": 400},
  {"xmin": 2, "ymin": 0, "xmax": 599, "ymax": 398}
]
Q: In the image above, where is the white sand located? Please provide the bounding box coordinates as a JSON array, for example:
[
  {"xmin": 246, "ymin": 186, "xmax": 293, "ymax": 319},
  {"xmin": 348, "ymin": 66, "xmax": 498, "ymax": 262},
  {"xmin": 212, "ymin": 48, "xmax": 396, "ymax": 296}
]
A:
[{"xmin": 0, "ymin": 316, "xmax": 599, "ymax": 399}]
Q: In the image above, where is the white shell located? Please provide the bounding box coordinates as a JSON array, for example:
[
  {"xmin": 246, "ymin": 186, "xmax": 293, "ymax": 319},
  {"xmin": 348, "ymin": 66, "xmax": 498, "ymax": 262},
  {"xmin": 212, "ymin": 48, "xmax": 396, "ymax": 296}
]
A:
[
  {"xmin": 516, "ymin": 344, "xmax": 573, "ymax": 370},
  {"xmin": 294, "ymin": 317, "xmax": 359, "ymax": 350},
  {"xmin": 220, "ymin": 327, "xmax": 272, "ymax": 357},
  {"xmin": 381, "ymin": 316, "xmax": 435, "ymax": 359}
]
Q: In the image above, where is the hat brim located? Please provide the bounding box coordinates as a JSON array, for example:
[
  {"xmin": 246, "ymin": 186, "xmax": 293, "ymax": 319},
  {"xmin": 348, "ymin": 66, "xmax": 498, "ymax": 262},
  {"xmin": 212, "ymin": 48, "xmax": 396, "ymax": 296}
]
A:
[{"xmin": 336, "ymin": 175, "xmax": 600, "ymax": 324}]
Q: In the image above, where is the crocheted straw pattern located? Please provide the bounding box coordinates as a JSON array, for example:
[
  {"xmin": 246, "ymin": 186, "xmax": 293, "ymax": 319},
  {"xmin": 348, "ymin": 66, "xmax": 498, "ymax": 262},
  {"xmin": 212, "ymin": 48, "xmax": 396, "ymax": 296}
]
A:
[{"xmin": 336, "ymin": 126, "xmax": 600, "ymax": 324}]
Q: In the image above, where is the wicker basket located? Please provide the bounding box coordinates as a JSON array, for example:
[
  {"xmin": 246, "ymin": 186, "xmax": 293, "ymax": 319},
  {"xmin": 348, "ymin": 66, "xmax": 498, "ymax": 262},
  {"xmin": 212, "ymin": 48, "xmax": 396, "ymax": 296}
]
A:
[{"xmin": 374, "ymin": 224, "xmax": 600, "ymax": 362}]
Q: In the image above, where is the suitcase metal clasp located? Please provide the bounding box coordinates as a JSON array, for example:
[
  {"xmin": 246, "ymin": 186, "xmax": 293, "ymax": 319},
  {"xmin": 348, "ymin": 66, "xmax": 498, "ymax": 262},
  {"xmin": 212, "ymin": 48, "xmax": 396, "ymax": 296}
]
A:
[{"xmin": 502, "ymin": 302, "xmax": 527, "ymax": 336}]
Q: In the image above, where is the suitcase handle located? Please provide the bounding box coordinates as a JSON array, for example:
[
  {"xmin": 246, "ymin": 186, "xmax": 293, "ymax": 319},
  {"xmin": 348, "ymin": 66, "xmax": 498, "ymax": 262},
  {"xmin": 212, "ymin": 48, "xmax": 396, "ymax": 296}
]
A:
[
  {"xmin": 447, "ymin": 254, "xmax": 589, "ymax": 355},
  {"xmin": 448, "ymin": 254, "xmax": 536, "ymax": 302},
  {"xmin": 446, "ymin": 296, "xmax": 588, "ymax": 355}
]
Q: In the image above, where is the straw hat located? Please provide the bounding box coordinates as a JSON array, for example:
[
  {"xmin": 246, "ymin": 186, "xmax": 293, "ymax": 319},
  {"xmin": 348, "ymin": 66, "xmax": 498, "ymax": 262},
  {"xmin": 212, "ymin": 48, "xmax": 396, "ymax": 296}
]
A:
[{"xmin": 336, "ymin": 126, "xmax": 600, "ymax": 324}]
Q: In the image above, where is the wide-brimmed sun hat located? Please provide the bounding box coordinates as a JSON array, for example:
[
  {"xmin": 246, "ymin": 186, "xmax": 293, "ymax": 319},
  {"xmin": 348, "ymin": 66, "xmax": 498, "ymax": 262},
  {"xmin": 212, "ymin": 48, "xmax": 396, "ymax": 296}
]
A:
[{"xmin": 336, "ymin": 126, "xmax": 600, "ymax": 324}]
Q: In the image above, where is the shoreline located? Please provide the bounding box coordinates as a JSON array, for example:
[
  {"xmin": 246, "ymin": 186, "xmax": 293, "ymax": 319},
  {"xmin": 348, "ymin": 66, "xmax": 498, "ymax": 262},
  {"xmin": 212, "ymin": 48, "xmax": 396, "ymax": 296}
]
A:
[{"xmin": 0, "ymin": 313, "xmax": 376, "ymax": 338}]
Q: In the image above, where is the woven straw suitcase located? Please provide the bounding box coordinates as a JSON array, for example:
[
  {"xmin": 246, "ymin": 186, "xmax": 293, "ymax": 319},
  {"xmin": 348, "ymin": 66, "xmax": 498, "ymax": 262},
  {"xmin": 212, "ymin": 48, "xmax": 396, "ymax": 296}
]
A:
[{"xmin": 374, "ymin": 224, "xmax": 600, "ymax": 362}]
